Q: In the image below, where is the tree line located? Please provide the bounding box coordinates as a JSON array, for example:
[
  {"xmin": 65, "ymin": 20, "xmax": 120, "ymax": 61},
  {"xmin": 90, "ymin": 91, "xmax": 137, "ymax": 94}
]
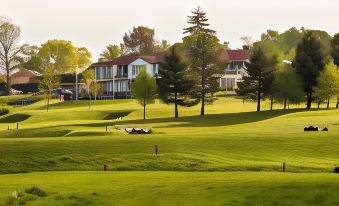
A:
[
  {"xmin": 237, "ymin": 29, "xmax": 339, "ymax": 111},
  {"xmin": 1, "ymin": 7, "xmax": 338, "ymax": 118}
]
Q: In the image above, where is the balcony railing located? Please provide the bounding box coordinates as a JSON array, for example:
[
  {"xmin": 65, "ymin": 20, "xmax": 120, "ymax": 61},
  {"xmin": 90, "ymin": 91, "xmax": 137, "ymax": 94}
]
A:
[
  {"xmin": 224, "ymin": 70, "xmax": 238, "ymax": 75},
  {"xmin": 115, "ymin": 74, "xmax": 128, "ymax": 78}
]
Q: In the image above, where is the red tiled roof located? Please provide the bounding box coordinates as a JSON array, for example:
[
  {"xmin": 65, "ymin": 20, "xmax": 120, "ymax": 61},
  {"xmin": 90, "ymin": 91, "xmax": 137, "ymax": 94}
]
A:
[
  {"xmin": 91, "ymin": 52, "xmax": 167, "ymax": 67},
  {"xmin": 220, "ymin": 50, "xmax": 251, "ymax": 61},
  {"xmin": 91, "ymin": 50, "xmax": 250, "ymax": 68}
]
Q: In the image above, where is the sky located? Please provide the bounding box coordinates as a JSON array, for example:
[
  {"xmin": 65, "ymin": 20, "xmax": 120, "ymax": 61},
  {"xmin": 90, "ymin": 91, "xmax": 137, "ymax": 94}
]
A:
[{"xmin": 1, "ymin": 0, "xmax": 339, "ymax": 61}]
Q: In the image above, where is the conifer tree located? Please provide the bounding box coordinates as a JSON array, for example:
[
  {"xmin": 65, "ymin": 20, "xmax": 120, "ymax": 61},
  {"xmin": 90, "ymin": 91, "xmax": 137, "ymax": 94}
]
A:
[
  {"xmin": 294, "ymin": 31, "xmax": 327, "ymax": 109},
  {"xmin": 157, "ymin": 45, "xmax": 196, "ymax": 118},
  {"xmin": 237, "ymin": 47, "xmax": 278, "ymax": 111},
  {"xmin": 183, "ymin": 7, "xmax": 225, "ymax": 115},
  {"xmin": 330, "ymin": 33, "xmax": 339, "ymax": 108}
]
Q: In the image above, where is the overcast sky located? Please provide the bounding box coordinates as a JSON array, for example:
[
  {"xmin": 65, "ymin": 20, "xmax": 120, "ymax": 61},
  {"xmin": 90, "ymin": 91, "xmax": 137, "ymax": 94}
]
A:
[{"xmin": 1, "ymin": 0, "xmax": 338, "ymax": 61}]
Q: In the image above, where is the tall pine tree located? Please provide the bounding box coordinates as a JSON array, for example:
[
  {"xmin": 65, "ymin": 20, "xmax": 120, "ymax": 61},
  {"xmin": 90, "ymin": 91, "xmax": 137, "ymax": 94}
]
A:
[
  {"xmin": 331, "ymin": 33, "xmax": 339, "ymax": 108},
  {"xmin": 294, "ymin": 31, "xmax": 327, "ymax": 109},
  {"xmin": 237, "ymin": 47, "xmax": 278, "ymax": 111},
  {"xmin": 157, "ymin": 45, "xmax": 196, "ymax": 118},
  {"xmin": 183, "ymin": 7, "xmax": 225, "ymax": 115}
]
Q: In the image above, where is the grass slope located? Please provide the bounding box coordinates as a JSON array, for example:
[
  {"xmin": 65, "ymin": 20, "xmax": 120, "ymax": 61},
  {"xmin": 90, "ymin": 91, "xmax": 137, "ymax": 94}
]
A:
[
  {"xmin": 0, "ymin": 96, "xmax": 337, "ymax": 174},
  {"xmin": 1, "ymin": 171, "xmax": 339, "ymax": 206}
]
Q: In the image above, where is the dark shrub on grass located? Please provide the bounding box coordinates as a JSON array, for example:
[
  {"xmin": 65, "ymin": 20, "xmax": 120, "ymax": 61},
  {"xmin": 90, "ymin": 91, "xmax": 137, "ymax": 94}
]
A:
[
  {"xmin": 54, "ymin": 195, "xmax": 64, "ymax": 200},
  {"xmin": 334, "ymin": 167, "xmax": 339, "ymax": 173},
  {"xmin": 25, "ymin": 186, "xmax": 47, "ymax": 197},
  {"xmin": 0, "ymin": 108, "xmax": 9, "ymax": 116}
]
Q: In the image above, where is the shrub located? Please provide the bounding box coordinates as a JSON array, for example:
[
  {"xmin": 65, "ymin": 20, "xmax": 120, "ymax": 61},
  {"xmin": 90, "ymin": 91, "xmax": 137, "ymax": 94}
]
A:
[
  {"xmin": 54, "ymin": 195, "xmax": 64, "ymax": 200},
  {"xmin": 334, "ymin": 166, "xmax": 339, "ymax": 173},
  {"xmin": 4, "ymin": 196, "xmax": 16, "ymax": 205},
  {"xmin": 58, "ymin": 155, "xmax": 72, "ymax": 161},
  {"xmin": 0, "ymin": 108, "xmax": 9, "ymax": 116},
  {"xmin": 18, "ymin": 199, "xmax": 26, "ymax": 205},
  {"xmin": 25, "ymin": 186, "xmax": 47, "ymax": 197}
]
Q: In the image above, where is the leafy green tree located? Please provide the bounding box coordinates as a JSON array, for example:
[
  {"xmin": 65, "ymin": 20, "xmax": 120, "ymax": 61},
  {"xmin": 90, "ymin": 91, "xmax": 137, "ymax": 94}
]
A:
[
  {"xmin": 237, "ymin": 47, "xmax": 278, "ymax": 111},
  {"xmin": 99, "ymin": 44, "xmax": 121, "ymax": 62},
  {"xmin": 183, "ymin": 6, "xmax": 225, "ymax": 115},
  {"xmin": 157, "ymin": 45, "xmax": 196, "ymax": 118},
  {"xmin": 75, "ymin": 47, "xmax": 92, "ymax": 71},
  {"xmin": 279, "ymin": 27, "xmax": 303, "ymax": 51},
  {"xmin": 121, "ymin": 26, "xmax": 168, "ymax": 55},
  {"xmin": 0, "ymin": 18, "xmax": 27, "ymax": 94},
  {"xmin": 272, "ymin": 64, "xmax": 304, "ymax": 109},
  {"xmin": 261, "ymin": 30, "xmax": 280, "ymax": 41},
  {"xmin": 38, "ymin": 40, "xmax": 79, "ymax": 74},
  {"xmin": 330, "ymin": 33, "xmax": 339, "ymax": 108},
  {"xmin": 314, "ymin": 62, "xmax": 339, "ymax": 109},
  {"xmin": 294, "ymin": 31, "xmax": 327, "ymax": 109},
  {"xmin": 331, "ymin": 33, "xmax": 339, "ymax": 67},
  {"xmin": 39, "ymin": 66, "xmax": 61, "ymax": 112},
  {"xmin": 131, "ymin": 69, "xmax": 157, "ymax": 120},
  {"xmin": 34, "ymin": 40, "xmax": 91, "ymax": 74},
  {"xmin": 81, "ymin": 69, "xmax": 94, "ymax": 110},
  {"xmin": 310, "ymin": 30, "xmax": 332, "ymax": 57},
  {"xmin": 26, "ymin": 40, "xmax": 91, "ymax": 102}
]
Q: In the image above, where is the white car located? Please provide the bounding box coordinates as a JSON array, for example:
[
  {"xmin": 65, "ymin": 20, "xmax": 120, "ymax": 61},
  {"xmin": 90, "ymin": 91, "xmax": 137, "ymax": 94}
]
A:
[{"xmin": 10, "ymin": 88, "xmax": 24, "ymax": 95}]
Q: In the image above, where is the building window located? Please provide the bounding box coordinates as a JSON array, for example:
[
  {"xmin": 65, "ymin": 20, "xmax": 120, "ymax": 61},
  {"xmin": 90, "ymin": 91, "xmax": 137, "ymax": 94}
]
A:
[
  {"xmin": 132, "ymin": 65, "xmax": 146, "ymax": 76},
  {"xmin": 152, "ymin": 64, "xmax": 157, "ymax": 75},
  {"xmin": 106, "ymin": 67, "xmax": 112, "ymax": 78}
]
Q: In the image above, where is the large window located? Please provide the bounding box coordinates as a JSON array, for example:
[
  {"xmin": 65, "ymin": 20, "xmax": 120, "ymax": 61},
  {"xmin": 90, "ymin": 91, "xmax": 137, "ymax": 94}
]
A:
[
  {"xmin": 117, "ymin": 65, "xmax": 128, "ymax": 78},
  {"xmin": 114, "ymin": 80, "xmax": 129, "ymax": 92},
  {"xmin": 106, "ymin": 66, "xmax": 112, "ymax": 78},
  {"xmin": 132, "ymin": 65, "xmax": 146, "ymax": 76},
  {"xmin": 96, "ymin": 66, "xmax": 112, "ymax": 79}
]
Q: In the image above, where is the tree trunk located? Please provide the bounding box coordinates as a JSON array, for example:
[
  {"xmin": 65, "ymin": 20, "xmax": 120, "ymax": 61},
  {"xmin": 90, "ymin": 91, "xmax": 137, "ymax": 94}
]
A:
[
  {"xmin": 89, "ymin": 95, "xmax": 91, "ymax": 110},
  {"xmin": 200, "ymin": 51, "xmax": 205, "ymax": 116},
  {"xmin": 47, "ymin": 94, "xmax": 50, "ymax": 112},
  {"xmin": 327, "ymin": 97, "xmax": 330, "ymax": 110},
  {"xmin": 317, "ymin": 100, "xmax": 321, "ymax": 110},
  {"xmin": 283, "ymin": 98, "xmax": 287, "ymax": 110},
  {"xmin": 174, "ymin": 92, "xmax": 178, "ymax": 118},
  {"xmin": 336, "ymin": 100, "xmax": 339, "ymax": 109},
  {"xmin": 143, "ymin": 98, "xmax": 146, "ymax": 120},
  {"xmin": 88, "ymin": 86, "xmax": 91, "ymax": 110},
  {"xmin": 306, "ymin": 83, "xmax": 312, "ymax": 109},
  {"xmin": 257, "ymin": 78, "xmax": 261, "ymax": 112},
  {"xmin": 5, "ymin": 59, "xmax": 10, "ymax": 95},
  {"xmin": 270, "ymin": 96, "xmax": 273, "ymax": 111}
]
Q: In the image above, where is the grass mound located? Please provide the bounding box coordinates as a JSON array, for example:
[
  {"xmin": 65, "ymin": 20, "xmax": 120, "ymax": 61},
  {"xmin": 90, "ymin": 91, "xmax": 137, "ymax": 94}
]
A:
[
  {"xmin": 103, "ymin": 111, "xmax": 133, "ymax": 120},
  {"xmin": 0, "ymin": 114, "xmax": 30, "ymax": 123},
  {"xmin": 0, "ymin": 127, "xmax": 71, "ymax": 138}
]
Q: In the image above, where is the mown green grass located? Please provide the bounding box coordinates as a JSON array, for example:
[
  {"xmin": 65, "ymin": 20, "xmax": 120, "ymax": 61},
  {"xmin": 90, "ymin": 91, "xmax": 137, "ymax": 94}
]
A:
[
  {"xmin": 1, "ymin": 171, "xmax": 339, "ymax": 206},
  {"xmin": 0, "ymin": 96, "xmax": 337, "ymax": 174},
  {"xmin": 0, "ymin": 95, "xmax": 338, "ymax": 205}
]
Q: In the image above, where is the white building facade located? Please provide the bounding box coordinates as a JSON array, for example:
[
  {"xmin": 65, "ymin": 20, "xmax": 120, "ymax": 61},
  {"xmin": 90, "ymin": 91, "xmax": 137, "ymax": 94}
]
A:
[{"xmin": 90, "ymin": 54, "xmax": 163, "ymax": 99}]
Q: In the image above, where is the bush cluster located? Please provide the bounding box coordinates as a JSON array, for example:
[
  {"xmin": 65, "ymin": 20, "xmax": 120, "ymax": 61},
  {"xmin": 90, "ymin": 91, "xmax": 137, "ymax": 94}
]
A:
[{"xmin": 25, "ymin": 186, "xmax": 47, "ymax": 197}]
